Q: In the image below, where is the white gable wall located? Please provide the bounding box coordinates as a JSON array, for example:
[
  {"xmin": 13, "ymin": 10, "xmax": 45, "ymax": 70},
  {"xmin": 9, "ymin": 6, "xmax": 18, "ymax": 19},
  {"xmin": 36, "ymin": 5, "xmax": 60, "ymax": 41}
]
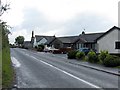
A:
[
  {"xmin": 33, "ymin": 37, "xmax": 37, "ymax": 47},
  {"xmin": 38, "ymin": 38, "xmax": 47, "ymax": 45},
  {"xmin": 97, "ymin": 29, "xmax": 119, "ymax": 54},
  {"xmin": 33, "ymin": 37, "xmax": 47, "ymax": 47}
]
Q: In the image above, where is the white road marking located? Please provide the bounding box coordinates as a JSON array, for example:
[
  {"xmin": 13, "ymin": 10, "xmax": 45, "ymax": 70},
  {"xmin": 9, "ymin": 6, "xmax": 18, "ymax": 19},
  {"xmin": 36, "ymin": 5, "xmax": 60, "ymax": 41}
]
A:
[
  {"xmin": 29, "ymin": 55, "xmax": 102, "ymax": 89},
  {"xmin": 11, "ymin": 57, "xmax": 21, "ymax": 67}
]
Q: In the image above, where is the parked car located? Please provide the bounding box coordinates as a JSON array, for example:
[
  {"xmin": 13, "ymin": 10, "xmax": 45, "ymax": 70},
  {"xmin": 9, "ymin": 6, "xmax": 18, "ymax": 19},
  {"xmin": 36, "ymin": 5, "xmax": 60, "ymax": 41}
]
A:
[
  {"xmin": 44, "ymin": 47, "xmax": 61, "ymax": 54},
  {"xmin": 77, "ymin": 48, "xmax": 90, "ymax": 55}
]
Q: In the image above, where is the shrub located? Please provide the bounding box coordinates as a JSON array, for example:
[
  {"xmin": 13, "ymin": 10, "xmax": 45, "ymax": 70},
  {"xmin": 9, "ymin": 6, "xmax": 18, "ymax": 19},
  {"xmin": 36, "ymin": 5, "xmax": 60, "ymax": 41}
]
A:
[
  {"xmin": 67, "ymin": 50, "xmax": 78, "ymax": 59},
  {"xmin": 88, "ymin": 50, "xmax": 99, "ymax": 63},
  {"xmin": 35, "ymin": 46, "xmax": 37, "ymax": 49},
  {"xmin": 37, "ymin": 44, "xmax": 45, "ymax": 52},
  {"xmin": 103, "ymin": 55, "xmax": 120, "ymax": 67},
  {"xmin": 98, "ymin": 50, "xmax": 109, "ymax": 63},
  {"xmin": 84, "ymin": 56, "xmax": 88, "ymax": 61},
  {"xmin": 76, "ymin": 51, "xmax": 85, "ymax": 60}
]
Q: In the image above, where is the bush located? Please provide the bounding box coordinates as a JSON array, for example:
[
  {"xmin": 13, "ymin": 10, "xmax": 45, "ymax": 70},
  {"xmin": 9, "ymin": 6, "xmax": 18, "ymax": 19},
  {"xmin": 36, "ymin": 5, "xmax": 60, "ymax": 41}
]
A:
[
  {"xmin": 84, "ymin": 56, "xmax": 88, "ymax": 61},
  {"xmin": 37, "ymin": 44, "xmax": 45, "ymax": 52},
  {"xmin": 35, "ymin": 46, "xmax": 37, "ymax": 49},
  {"xmin": 76, "ymin": 51, "xmax": 85, "ymax": 60},
  {"xmin": 67, "ymin": 50, "xmax": 78, "ymax": 59},
  {"xmin": 98, "ymin": 50, "xmax": 108, "ymax": 63},
  {"xmin": 103, "ymin": 55, "xmax": 120, "ymax": 67},
  {"xmin": 88, "ymin": 50, "xmax": 99, "ymax": 63}
]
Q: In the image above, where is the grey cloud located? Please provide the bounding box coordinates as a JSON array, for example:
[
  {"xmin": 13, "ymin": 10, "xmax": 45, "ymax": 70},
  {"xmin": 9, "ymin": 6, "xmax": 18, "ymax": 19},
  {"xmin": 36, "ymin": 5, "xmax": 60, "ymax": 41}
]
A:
[
  {"xmin": 12, "ymin": 9, "xmax": 116, "ymax": 40},
  {"xmin": 21, "ymin": 8, "xmax": 48, "ymax": 31},
  {"xmin": 61, "ymin": 13, "xmax": 116, "ymax": 35},
  {"xmin": 19, "ymin": 8, "xmax": 64, "ymax": 35}
]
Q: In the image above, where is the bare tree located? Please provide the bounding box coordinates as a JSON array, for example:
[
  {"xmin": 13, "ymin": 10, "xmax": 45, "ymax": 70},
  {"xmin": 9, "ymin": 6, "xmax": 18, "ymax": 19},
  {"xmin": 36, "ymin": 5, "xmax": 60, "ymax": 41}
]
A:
[
  {"xmin": 0, "ymin": 0, "xmax": 11, "ymax": 36},
  {"xmin": 0, "ymin": 0, "xmax": 10, "ymax": 16}
]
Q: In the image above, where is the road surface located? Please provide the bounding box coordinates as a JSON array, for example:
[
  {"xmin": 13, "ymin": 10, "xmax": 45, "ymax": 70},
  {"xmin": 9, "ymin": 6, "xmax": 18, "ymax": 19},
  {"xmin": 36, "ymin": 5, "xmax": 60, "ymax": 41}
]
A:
[{"xmin": 10, "ymin": 48, "xmax": 119, "ymax": 89}]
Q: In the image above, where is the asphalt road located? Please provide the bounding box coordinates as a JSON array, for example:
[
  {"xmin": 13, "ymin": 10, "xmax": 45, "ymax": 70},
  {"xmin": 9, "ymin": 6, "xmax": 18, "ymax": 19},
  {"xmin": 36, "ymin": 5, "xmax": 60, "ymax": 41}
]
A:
[{"xmin": 10, "ymin": 48, "xmax": 119, "ymax": 89}]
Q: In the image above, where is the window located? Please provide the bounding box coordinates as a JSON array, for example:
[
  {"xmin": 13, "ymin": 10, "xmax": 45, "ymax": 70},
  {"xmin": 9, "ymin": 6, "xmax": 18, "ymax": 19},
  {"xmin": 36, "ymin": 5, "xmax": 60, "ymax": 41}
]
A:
[{"xmin": 115, "ymin": 42, "xmax": 120, "ymax": 49}]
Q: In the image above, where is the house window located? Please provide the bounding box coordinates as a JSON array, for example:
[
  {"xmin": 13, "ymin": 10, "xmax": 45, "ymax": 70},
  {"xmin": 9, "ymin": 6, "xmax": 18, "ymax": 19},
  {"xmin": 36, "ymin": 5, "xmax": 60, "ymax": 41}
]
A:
[{"xmin": 115, "ymin": 42, "xmax": 120, "ymax": 49}]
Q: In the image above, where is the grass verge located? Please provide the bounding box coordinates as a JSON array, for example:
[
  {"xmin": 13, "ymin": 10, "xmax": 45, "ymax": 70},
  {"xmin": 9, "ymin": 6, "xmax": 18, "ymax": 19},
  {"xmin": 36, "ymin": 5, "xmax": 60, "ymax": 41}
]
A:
[{"xmin": 2, "ymin": 46, "xmax": 14, "ymax": 88}]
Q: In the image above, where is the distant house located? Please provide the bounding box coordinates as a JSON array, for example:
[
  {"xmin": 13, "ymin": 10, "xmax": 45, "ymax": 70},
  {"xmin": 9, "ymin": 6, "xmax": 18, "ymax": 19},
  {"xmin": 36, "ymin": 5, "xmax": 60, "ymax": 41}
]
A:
[
  {"xmin": 76, "ymin": 32, "xmax": 104, "ymax": 51},
  {"xmin": 33, "ymin": 35, "xmax": 56, "ymax": 48},
  {"xmin": 96, "ymin": 26, "xmax": 120, "ymax": 54},
  {"xmin": 23, "ymin": 41, "xmax": 32, "ymax": 49},
  {"xmin": 50, "ymin": 36, "xmax": 79, "ymax": 49},
  {"xmin": 50, "ymin": 33, "xmax": 104, "ymax": 51},
  {"xmin": 30, "ymin": 26, "xmax": 120, "ymax": 54}
]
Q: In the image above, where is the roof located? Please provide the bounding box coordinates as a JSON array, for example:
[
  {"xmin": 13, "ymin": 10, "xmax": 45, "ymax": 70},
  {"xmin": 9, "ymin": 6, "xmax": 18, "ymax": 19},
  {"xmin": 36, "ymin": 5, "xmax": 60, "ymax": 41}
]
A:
[
  {"xmin": 57, "ymin": 36, "xmax": 79, "ymax": 43},
  {"xmin": 79, "ymin": 32, "xmax": 104, "ymax": 43},
  {"xmin": 35, "ymin": 35, "xmax": 56, "ymax": 44},
  {"xmin": 96, "ymin": 26, "xmax": 120, "ymax": 41}
]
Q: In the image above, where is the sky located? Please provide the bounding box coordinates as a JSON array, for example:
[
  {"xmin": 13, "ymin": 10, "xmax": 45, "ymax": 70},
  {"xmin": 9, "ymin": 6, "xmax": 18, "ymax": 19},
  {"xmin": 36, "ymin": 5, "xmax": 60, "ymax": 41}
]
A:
[{"xmin": 1, "ymin": 0, "xmax": 119, "ymax": 44}]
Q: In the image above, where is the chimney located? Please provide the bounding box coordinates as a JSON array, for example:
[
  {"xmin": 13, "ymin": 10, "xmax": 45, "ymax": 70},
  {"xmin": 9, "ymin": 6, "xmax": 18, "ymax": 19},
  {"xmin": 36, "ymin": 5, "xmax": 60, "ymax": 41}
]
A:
[
  {"xmin": 32, "ymin": 31, "xmax": 34, "ymax": 38},
  {"xmin": 82, "ymin": 31, "xmax": 85, "ymax": 35}
]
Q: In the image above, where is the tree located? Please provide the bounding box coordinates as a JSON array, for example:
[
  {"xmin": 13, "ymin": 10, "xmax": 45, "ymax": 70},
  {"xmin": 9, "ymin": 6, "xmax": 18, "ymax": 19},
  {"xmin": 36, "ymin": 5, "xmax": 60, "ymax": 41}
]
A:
[
  {"xmin": 15, "ymin": 36, "xmax": 24, "ymax": 46},
  {"xmin": 0, "ymin": 0, "xmax": 10, "ymax": 16}
]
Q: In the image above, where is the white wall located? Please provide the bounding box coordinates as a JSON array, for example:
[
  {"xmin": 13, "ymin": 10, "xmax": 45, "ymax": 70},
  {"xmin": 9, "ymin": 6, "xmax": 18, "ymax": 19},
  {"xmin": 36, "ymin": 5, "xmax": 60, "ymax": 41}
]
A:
[
  {"xmin": 33, "ymin": 37, "xmax": 47, "ymax": 47},
  {"xmin": 38, "ymin": 38, "xmax": 47, "ymax": 45},
  {"xmin": 33, "ymin": 37, "xmax": 37, "ymax": 47},
  {"xmin": 97, "ymin": 29, "xmax": 119, "ymax": 54}
]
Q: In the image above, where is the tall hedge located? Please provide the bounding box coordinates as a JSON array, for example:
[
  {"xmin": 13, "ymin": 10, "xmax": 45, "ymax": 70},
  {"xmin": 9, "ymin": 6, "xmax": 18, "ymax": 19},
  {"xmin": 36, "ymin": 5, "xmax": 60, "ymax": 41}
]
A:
[{"xmin": 1, "ymin": 24, "xmax": 14, "ymax": 88}]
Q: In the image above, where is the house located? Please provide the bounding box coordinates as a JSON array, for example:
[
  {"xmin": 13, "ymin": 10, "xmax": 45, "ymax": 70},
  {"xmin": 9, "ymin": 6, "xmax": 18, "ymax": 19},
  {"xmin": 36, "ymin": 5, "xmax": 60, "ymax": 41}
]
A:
[
  {"xmin": 30, "ymin": 26, "xmax": 120, "ymax": 54},
  {"xmin": 96, "ymin": 26, "xmax": 120, "ymax": 54},
  {"xmin": 50, "ymin": 32, "xmax": 104, "ymax": 51},
  {"xmin": 50, "ymin": 36, "xmax": 79, "ymax": 49},
  {"xmin": 33, "ymin": 35, "xmax": 56, "ymax": 48},
  {"xmin": 23, "ymin": 41, "xmax": 32, "ymax": 49},
  {"xmin": 76, "ymin": 32, "xmax": 104, "ymax": 51}
]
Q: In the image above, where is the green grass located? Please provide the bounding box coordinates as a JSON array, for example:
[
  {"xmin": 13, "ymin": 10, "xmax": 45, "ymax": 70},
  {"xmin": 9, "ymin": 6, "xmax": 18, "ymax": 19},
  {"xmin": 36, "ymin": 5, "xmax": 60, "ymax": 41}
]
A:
[
  {"xmin": 2, "ymin": 46, "xmax": 14, "ymax": 88},
  {"xmin": 0, "ymin": 51, "xmax": 2, "ymax": 89},
  {"xmin": 1, "ymin": 25, "xmax": 14, "ymax": 88}
]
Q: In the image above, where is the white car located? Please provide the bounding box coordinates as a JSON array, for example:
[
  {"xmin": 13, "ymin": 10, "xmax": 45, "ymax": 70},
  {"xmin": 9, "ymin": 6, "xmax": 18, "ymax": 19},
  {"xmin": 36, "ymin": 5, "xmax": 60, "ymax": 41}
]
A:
[{"xmin": 44, "ymin": 47, "xmax": 59, "ymax": 52}]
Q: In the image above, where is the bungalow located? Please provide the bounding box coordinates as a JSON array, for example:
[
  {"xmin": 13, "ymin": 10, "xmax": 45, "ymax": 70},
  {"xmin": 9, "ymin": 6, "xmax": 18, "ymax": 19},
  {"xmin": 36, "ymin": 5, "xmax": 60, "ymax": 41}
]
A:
[
  {"xmin": 50, "ymin": 32, "xmax": 104, "ymax": 51},
  {"xmin": 33, "ymin": 35, "xmax": 56, "ymax": 48},
  {"xmin": 96, "ymin": 26, "xmax": 120, "ymax": 54},
  {"xmin": 30, "ymin": 26, "xmax": 120, "ymax": 54},
  {"xmin": 50, "ymin": 36, "xmax": 79, "ymax": 49},
  {"xmin": 76, "ymin": 32, "xmax": 104, "ymax": 51}
]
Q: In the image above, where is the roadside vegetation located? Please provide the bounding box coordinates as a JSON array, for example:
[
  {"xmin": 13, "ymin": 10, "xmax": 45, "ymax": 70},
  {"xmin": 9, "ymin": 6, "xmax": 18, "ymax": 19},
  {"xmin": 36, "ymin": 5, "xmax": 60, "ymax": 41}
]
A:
[
  {"xmin": 0, "ymin": 24, "xmax": 2, "ymax": 89},
  {"xmin": 37, "ymin": 44, "xmax": 45, "ymax": 52},
  {"xmin": 0, "ymin": 2, "xmax": 14, "ymax": 88},
  {"xmin": 2, "ymin": 23, "xmax": 14, "ymax": 88},
  {"xmin": 67, "ymin": 50, "xmax": 120, "ymax": 67},
  {"xmin": 15, "ymin": 35, "xmax": 24, "ymax": 47}
]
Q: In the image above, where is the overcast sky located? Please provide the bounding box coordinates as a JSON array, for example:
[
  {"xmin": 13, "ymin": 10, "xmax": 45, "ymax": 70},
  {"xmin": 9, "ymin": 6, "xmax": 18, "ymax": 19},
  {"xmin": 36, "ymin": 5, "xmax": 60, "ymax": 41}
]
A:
[{"xmin": 1, "ymin": 0, "xmax": 119, "ymax": 44}]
